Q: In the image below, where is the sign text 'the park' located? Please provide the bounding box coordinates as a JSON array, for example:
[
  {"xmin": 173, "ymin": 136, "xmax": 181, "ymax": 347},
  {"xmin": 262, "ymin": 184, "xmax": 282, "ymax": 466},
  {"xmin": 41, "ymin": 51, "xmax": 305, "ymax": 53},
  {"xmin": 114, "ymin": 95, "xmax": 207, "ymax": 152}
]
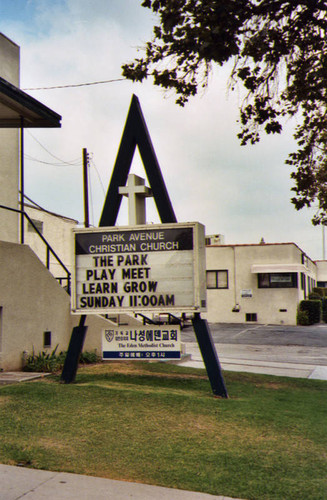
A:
[{"xmin": 72, "ymin": 222, "xmax": 206, "ymax": 314}]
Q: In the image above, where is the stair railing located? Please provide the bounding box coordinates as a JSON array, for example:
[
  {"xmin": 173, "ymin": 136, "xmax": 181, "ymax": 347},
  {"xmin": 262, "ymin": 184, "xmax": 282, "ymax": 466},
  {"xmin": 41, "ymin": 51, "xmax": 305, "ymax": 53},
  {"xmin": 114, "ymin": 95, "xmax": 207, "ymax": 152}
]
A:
[{"xmin": 0, "ymin": 204, "xmax": 71, "ymax": 293}]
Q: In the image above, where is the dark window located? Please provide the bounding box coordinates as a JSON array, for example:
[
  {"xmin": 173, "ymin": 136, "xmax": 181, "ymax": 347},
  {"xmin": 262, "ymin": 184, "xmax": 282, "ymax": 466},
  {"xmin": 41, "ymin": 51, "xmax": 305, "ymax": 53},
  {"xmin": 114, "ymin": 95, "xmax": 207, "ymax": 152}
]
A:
[
  {"xmin": 246, "ymin": 313, "xmax": 257, "ymax": 322},
  {"xmin": 317, "ymin": 281, "xmax": 327, "ymax": 288},
  {"xmin": 28, "ymin": 219, "xmax": 43, "ymax": 234},
  {"xmin": 258, "ymin": 273, "xmax": 298, "ymax": 289},
  {"xmin": 206, "ymin": 270, "xmax": 228, "ymax": 289},
  {"xmin": 43, "ymin": 331, "xmax": 51, "ymax": 348}
]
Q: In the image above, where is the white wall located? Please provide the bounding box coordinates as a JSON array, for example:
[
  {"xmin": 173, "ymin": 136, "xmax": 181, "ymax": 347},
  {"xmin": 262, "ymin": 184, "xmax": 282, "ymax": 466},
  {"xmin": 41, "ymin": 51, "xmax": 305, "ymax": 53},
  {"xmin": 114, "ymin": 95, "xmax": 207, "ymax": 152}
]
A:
[
  {"xmin": 316, "ymin": 261, "xmax": 327, "ymax": 284},
  {"xmin": 0, "ymin": 241, "xmax": 111, "ymax": 370},
  {"xmin": 0, "ymin": 33, "xmax": 20, "ymax": 243},
  {"xmin": 205, "ymin": 243, "xmax": 317, "ymax": 325},
  {"xmin": 24, "ymin": 204, "xmax": 78, "ymax": 281}
]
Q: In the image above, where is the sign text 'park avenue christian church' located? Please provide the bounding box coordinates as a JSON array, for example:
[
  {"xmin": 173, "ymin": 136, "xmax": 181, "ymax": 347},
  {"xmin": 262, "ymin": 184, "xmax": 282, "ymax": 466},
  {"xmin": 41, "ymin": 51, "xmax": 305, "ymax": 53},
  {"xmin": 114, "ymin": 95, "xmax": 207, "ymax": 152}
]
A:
[{"xmin": 72, "ymin": 222, "xmax": 206, "ymax": 314}]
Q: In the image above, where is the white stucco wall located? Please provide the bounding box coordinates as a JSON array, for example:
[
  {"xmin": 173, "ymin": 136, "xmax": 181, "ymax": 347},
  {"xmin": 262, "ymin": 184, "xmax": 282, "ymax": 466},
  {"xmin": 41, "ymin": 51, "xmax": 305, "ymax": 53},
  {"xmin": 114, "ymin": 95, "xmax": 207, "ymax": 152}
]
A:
[
  {"xmin": 24, "ymin": 205, "xmax": 78, "ymax": 281},
  {"xmin": 204, "ymin": 243, "xmax": 317, "ymax": 325},
  {"xmin": 0, "ymin": 241, "xmax": 111, "ymax": 370},
  {"xmin": 0, "ymin": 34, "xmax": 20, "ymax": 243},
  {"xmin": 315, "ymin": 260, "xmax": 327, "ymax": 284}
]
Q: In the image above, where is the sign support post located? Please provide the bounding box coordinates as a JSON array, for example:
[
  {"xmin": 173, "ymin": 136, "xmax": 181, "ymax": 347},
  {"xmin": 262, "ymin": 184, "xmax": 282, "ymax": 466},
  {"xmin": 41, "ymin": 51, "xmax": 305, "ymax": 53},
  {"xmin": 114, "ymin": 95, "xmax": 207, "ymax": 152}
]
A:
[
  {"xmin": 61, "ymin": 95, "xmax": 228, "ymax": 397},
  {"xmin": 192, "ymin": 314, "xmax": 228, "ymax": 398}
]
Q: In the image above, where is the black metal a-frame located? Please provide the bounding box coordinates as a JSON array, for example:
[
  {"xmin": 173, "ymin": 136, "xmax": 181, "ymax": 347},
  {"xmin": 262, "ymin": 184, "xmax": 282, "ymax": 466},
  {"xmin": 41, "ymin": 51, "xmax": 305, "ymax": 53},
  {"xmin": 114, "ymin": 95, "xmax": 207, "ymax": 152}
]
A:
[{"xmin": 61, "ymin": 95, "xmax": 228, "ymax": 398}]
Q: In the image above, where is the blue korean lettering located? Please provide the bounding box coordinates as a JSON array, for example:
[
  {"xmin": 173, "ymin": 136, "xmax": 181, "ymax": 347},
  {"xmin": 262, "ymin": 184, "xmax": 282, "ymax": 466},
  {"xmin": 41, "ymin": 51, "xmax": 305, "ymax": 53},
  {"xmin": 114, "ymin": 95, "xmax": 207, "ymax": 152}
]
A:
[
  {"xmin": 170, "ymin": 330, "xmax": 178, "ymax": 341},
  {"xmin": 162, "ymin": 330, "xmax": 169, "ymax": 340},
  {"xmin": 146, "ymin": 330, "xmax": 153, "ymax": 341},
  {"xmin": 130, "ymin": 330, "xmax": 138, "ymax": 341},
  {"xmin": 154, "ymin": 330, "xmax": 161, "ymax": 341}
]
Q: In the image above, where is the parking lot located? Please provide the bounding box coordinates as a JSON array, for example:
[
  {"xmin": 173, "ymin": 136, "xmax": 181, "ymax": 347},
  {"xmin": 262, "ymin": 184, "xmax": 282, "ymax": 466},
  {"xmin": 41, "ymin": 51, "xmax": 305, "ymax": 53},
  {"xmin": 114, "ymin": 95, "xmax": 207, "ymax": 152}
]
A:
[
  {"xmin": 181, "ymin": 322, "xmax": 327, "ymax": 347},
  {"xmin": 179, "ymin": 323, "xmax": 327, "ymax": 378}
]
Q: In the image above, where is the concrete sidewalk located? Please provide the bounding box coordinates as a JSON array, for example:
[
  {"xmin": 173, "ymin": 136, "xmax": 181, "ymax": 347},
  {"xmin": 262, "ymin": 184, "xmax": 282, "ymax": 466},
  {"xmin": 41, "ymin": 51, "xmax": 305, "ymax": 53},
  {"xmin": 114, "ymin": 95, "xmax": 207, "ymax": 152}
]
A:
[
  {"xmin": 181, "ymin": 342, "xmax": 327, "ymax": 380},
  {"xmin": 0, "ymin": 464, "xmax": 243, "ymax": 500}
]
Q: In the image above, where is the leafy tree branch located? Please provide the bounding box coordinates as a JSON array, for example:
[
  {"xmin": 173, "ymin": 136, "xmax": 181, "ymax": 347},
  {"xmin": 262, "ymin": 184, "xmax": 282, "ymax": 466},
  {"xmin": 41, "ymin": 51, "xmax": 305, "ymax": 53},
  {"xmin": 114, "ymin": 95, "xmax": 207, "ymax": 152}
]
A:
[{"xmin": 122, "ymin": 0, "xmax": 327, "ymax": 224}]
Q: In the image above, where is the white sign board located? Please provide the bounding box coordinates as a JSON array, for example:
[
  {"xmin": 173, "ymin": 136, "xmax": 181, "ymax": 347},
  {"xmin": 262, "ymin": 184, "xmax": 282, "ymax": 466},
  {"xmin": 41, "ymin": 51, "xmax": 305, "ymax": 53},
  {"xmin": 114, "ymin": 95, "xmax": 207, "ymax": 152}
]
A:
[
  {"xmin": 72, "ymin": 222, "xmax": 206, "ymax": 314},
  {"xmin": 102, "ymin": 325, "xmax": 181, "ymax": 360}
]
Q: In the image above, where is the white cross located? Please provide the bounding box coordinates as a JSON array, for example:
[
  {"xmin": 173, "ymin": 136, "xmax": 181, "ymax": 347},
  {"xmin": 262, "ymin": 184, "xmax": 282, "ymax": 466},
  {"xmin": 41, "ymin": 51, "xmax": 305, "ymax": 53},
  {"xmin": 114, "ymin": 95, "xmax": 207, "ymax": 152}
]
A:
[{"xmin": 119, "ymin": 174, "xmax": 152, "ymax": 225}]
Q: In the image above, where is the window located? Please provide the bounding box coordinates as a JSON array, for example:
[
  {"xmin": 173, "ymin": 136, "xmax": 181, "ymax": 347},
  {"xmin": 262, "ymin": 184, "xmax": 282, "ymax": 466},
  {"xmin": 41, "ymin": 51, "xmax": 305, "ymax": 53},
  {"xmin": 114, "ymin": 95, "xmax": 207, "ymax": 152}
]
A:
[
  {"xmin": 28, "ymin": 219, "xmax": 43, "ymax": 234},
  {"xmin": 43, "ymin": 331, "xmax": 51, "ymax": 348},
  {"xmin": 258, "ymin": 273, "xmax": 298, "ymax": 289},
  {"xmin": 206, "ymin": 270, "xmax": 228, "ymax": 289},
  {"xmin": 246, "ymin": 313, "xmax": 257, "ymax": 322}
]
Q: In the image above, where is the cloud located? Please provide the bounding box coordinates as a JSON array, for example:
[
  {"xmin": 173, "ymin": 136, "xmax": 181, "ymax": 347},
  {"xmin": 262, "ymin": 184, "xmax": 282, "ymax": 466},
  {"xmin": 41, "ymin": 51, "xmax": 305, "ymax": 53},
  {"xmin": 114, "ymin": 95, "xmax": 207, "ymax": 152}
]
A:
[{"xmin": 0, "ymin": 0, "xmax": 323, "ymax": 259}]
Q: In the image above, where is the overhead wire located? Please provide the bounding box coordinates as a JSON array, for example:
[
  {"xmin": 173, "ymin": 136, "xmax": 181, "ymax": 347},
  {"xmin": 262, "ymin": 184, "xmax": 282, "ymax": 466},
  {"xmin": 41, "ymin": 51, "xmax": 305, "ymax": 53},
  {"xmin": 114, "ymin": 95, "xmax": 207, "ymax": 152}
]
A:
[
  {"xmin": 89, "ymin": 156, "xmax": 106, "ymax": 197},
  {"xmin": 23, "ymin": 77, "xmax": 126, "ymax": 91},
  {"xmin": 24, "ymin": 153, "xmax": 82, "ymax": 167},
  {"xmin": 25, "ymin": 93, "xmax": 109, "ymax": 222},
  {"xmin": 27, "ymin": 131, "xmax": 82, "ymax": 165}
]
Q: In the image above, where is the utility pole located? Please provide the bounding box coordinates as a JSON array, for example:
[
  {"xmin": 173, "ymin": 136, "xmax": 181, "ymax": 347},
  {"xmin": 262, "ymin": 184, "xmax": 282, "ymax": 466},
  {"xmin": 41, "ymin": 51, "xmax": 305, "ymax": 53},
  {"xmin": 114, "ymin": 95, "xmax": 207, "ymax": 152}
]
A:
[
  {"xmin": 61, "ymin": 147, "xmax": 89, "ymax": 384},
  {"xmin": 83, "ymin": 147, "xmax": 90, "ymax": 228}
]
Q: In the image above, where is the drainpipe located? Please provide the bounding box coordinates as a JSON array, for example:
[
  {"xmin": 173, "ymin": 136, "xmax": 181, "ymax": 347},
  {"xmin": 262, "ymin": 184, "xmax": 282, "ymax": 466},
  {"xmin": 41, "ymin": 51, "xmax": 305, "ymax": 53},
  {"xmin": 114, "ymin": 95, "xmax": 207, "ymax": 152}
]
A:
[{"xmin": 232, "ymin": 245, "xmax": 240, "ymax": 312}]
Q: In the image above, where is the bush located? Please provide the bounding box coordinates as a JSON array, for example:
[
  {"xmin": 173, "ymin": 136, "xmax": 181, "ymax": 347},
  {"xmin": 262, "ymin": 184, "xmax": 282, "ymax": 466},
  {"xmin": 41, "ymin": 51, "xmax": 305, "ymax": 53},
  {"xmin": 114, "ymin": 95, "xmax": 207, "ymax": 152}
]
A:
[
  {"xmin": 297, "ymin": 309, "xmax": 310, "ymax": 326},
  {"xmin": 22, "ymin": 348, "xmax": 101, "ymax": 372},
  {"xmin": 308, "ymin": 292, "xmax": 322, "ymax": 300},
  {"xmin": 322, "ymin": 297, "xmax": 327, "ymax": 323},
  {"xmin": 298, "ymin": 300, "xmax": 321, "ymax": 325},
  {"xmin": 79, "ymin": 350, "xmax": 101, "ymax": 364},
  {"xmin": 22, "ymin": 345, "xmax": 66, "ymax": 373},
  {"xmin": 313, "ymin": 287, "xmax": 327, "ymax": 297}
]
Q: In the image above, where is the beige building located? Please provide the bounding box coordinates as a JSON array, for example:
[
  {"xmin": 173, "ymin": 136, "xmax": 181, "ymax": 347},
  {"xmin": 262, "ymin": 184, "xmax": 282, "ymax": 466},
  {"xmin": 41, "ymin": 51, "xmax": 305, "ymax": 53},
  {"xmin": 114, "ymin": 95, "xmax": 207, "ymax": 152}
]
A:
[
  {"xmin": 24, "ymin": 201, "xmax": 78, "ymax": 288},
  {"xmin": 0, "ymin": 33, "xmax": 113, "ymax": 371},
  {"xmin": 315, "ymin": 260, "xmax": 327, "ymax": 288},
  {"xmin": 24, "ymin": 205, "xmax": 326, "ymax": 327},
  {"xmin": 2, "ymin": 32, "xmax": 327, "ymax": 372},
  {"xmin": 205, "ymin": 241, "xmax": 319, "ymax": 325},
  {"xmin": 0, "ymin": 34, "xmax": 19, "ymax": 243}
]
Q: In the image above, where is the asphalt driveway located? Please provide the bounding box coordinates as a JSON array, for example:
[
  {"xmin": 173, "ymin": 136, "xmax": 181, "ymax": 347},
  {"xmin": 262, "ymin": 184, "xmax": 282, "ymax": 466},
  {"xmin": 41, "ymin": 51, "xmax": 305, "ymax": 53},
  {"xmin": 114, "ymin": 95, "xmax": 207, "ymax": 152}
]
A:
[{"xmin": 181, "ymin": 322, "xmax": 327, "ymax": 347}]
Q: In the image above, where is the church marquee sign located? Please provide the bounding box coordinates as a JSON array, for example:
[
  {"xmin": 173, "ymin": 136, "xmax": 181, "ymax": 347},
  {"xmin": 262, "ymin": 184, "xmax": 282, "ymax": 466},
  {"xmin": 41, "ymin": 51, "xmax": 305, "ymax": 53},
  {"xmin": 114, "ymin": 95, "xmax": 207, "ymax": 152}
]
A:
[{"xmin": 71, "ymin": 222, "xmax": 206, "ymax": 314}]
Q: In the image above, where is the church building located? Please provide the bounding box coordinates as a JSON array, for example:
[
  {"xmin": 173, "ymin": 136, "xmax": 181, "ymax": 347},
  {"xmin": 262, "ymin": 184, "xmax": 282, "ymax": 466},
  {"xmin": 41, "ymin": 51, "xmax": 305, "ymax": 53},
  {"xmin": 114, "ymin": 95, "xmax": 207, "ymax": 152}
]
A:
[
  {"xmin": 0, "ymin": 33, "xmax": 111, "ymax": 371},
  {"xmin": 204, "ymin": 238, "xmax": 320, "ymax": 325}
]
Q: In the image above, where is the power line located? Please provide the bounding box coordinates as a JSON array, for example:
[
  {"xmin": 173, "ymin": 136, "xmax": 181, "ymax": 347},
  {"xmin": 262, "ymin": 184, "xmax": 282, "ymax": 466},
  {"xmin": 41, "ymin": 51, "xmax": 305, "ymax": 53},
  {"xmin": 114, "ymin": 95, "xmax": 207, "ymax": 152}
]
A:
[
  {"xmin": 23, "ymin": 77, "xmax": 126, "ymax": 91},
  {"xmin": 89, "ymin": 157, "xmax": 106, "ymax": 196},
  {"xmin": 24, "ymin": 153, "xmax": 82, "ymax": 167},
  {"xmin": 27, "ymin": 131, "xmax": 82, "ymax": 165}
]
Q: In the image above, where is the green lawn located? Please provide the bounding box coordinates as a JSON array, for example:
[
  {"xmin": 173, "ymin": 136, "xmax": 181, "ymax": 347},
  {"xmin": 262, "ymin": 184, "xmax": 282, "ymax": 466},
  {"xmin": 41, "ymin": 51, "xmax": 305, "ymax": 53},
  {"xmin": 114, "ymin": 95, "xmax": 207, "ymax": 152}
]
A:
[{"xmin": 0, "ymin": 362, "xmax": 326, "ymax": 500}]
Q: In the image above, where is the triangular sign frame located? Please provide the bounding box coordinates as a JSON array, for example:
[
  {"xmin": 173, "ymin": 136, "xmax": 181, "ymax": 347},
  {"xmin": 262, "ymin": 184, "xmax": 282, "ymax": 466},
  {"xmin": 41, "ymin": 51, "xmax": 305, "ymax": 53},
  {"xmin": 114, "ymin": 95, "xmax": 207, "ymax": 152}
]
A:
[
  {"xmin": 62, "ymin": 95, "xmax": 228, "ymax": 398},
  {"xmin": 99, "ymin": 94, "xmax": 177, "ymax": 227}
]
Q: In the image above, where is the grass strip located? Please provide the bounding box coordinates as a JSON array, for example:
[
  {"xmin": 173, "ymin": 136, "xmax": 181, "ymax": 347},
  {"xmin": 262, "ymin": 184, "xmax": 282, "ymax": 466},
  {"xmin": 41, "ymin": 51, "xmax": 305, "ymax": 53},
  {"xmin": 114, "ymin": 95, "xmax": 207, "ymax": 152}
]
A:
[{"xmin": 0, "ymin": 362, "xmax": 326, "ymax": 500}]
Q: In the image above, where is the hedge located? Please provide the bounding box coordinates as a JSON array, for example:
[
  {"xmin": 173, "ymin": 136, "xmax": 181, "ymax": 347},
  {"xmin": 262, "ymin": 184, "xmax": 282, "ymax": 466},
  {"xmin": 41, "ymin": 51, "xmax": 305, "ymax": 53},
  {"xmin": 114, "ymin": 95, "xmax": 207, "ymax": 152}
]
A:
[{"xmin": 298, "ymin": 300, "xmax": 321, "ymax": 325}]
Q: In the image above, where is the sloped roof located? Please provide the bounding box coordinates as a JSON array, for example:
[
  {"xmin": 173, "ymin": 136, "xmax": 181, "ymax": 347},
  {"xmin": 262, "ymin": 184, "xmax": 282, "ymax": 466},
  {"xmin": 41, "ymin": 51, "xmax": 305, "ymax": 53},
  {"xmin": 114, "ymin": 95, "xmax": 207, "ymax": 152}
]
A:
[{"xmin": 0, "ymin": 76, "xmax": 61, "ymax": 128}]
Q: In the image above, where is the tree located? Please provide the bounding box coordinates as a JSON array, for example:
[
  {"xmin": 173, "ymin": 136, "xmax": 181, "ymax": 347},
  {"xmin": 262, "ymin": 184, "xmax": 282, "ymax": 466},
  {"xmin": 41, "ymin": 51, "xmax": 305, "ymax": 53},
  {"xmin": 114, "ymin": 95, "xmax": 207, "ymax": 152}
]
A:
[{"xmin": 122, "ymin": 0, "xmax": 327, "ymax": 224}]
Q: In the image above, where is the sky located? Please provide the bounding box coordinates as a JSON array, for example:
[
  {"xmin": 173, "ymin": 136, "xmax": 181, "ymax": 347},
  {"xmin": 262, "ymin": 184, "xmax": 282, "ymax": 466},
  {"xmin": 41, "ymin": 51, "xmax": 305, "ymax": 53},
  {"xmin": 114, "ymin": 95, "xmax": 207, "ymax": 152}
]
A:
[{"xmin": 0, "ymin": 0, "xmax": 325, "ymax": 260}]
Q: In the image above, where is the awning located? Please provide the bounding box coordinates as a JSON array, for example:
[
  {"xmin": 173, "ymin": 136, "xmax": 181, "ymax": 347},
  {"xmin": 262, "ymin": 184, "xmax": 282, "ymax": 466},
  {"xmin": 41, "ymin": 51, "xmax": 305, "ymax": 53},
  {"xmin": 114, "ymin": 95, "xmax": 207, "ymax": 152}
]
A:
[
  {"xmin": 251, "ymin": 264, "xmax": 308, "ymax": 274},
  {"xmin": 0, "ymin": 76, "xmax": 61, "ymax": 128}
]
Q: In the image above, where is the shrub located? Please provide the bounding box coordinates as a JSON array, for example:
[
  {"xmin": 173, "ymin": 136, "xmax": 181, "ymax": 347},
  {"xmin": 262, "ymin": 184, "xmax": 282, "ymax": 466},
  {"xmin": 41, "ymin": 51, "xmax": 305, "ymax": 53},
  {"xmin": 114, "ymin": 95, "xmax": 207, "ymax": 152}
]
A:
[
  {"xmin": 322, "ymin": 297, "xmax": 327, "ymax": 323},
  {"xmin": 23, "ymin": 345, "xmax": 65, "ymax": 373},
  {"xmin": 298, "ymin": 300, "xmax": 321, "ymax": 325},
  {"xmin": 313, "ymin": 287, "xmax": 327, "ymax": 297},
  {"xmin": 297, "ymin": 309, "xmax": 310, "ymax": 326},
  {"xmin": 23, "ymin": 348, "xmax": 101, "ymax": 372},
  {"xmin": 79, "ymin": 350, "xmax": 101, "ymax": 364},
  {"xmin": 308, "ymin": 292, "xmax": 322, "ymax": 300}
]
